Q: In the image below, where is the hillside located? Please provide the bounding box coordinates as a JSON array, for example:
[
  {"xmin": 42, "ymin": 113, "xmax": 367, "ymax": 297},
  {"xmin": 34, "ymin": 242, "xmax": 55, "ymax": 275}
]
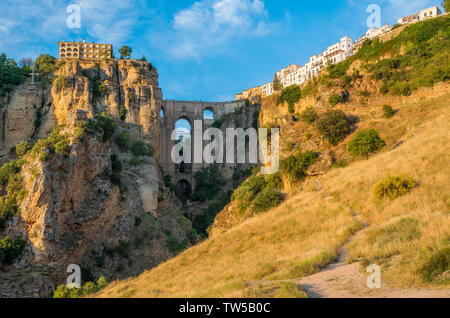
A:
[{"xmin": 97, "ymin": 16, "xmax": 450, "ymax": 298}]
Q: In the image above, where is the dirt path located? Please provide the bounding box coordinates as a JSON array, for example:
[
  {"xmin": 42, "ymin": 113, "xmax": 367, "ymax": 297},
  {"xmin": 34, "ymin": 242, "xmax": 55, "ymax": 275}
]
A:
[
  {"xmin": 251, "ymin": 182, "xmax": 450, "ymax": 298},
  {"xmin": 297, "ymin": 211, "xmax": 449, "ymax": 298}
]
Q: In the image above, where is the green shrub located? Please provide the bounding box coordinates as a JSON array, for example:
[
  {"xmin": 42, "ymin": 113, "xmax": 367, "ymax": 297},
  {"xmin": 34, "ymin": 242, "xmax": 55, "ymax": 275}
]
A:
[
  {"xmin": 109, "ymin": 172, "xmax": 121, "ymax": 186},
  {"xmin": 88, "ymin": 113, "xmax": 115, "ymax": 140},
  {"xmin": 419, "ymin": 247, "xmax": 450, "ymax": 284},
  {"xmin": 114, "ymin": 131, "xmax": 130, "ymax": 152},
  {"xmin": 278, "ymin": 85, "xmax": 301, "ymax": 114},
  {"xmin": 383, "ymin": 105, "xmax": 396, "ymax": 118},
  {"xmin": 332, "ymin": 159, "xmax": 349, "ymax": 169},
  {"xmin": 281, "ymin": 150, "xmax": 318, "ymax": 181},
  {"xmin": 348, "ymin": 129, "xmax": 385, "ymax": 157},
  {"xmin": 54, "ymin": 139, "xmax": 70, "ymax": 157},
  {"xmin": 128, "ymin": 157, "xmax": 140, "ymax": 166},
  {"xmin": 374, "ymin": 175, "xmax": 417, "ymax": 200},
  {"xmin": 15, "ymin": 142, "xmax": 31, "ymax": 158},
  {"xmin": 192, "ymin": 164, "xmax": 225, "ymax": 203},
  {"xmin": 163, "ymin": 174, "xmax": 175, "ymax": 192},
  {"xmin": 317, "ymin": 110, "xmax": 350, "ymax": 145},
  {"xmin": 0, "ymin": 160, "xmax": 26, "ymax": 229},
  {"xmin": 300, "ymin": 107, "xmax": 318, "ymax": 124},
  {"xmin": 73, "ymin": 122, "xmax": 87, "ymax": 142},
  {"xmin": 93, "ymin": 80, "xmax": 109, "ymax": 98},
  {"xmin": 328, "ymin": 59, "xmax": 351, "ymax": 78},
  {"xmin": 166, "ymin": 235, "xmax": 187, "ymax": 253},
  {"xmin": 328, "ymin": 93, "xmax": 344, "ymax": 106},
  {"xmin": 251, "ymin": 188, "xmax": 284, "ymax": 214},
  {"xmin": 193, "ymin": 193, "xmax": 230, "ymax": 237},
  {"xmin": 53, "ymin": 276, "xmax": 108, "ymax": 298},
  {"xmin": 111, "ymin": 154, "xmax": 122, "ymax": 173},
  {"xmin": 0, "ymin": 236, "xmax": 25, "ymax": 265},
  {"xmin": 53, "ymin": 76, "xmax": 70, "ymax": 91},
  {"xmin": 130, "ymin": 140, "xmax": 154, "ymax": 157},
  {"xmin": 119, "ymin": 106, "xmax": 127, "ymax": 121}
]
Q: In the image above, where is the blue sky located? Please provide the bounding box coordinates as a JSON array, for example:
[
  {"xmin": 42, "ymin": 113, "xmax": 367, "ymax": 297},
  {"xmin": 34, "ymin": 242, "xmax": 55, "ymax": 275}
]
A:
[{"xmin": 0, "ymin": 0, "xmax": 443, "ymax": 101}]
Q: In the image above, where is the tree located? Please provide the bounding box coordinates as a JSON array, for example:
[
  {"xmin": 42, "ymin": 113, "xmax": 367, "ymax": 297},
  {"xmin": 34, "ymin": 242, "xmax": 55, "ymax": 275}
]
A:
[
  {"xmin": 19, "ymin": 58, "xmax": 33, "ymax": 68},
  {"xmin": 119, "ymin": 45, "xmax": 133, "ymax": 59},
  {"xmin": 0, "ymin": 53, "xmax": 30, "ymax": 94},
  {"xmin": 442, "ymin": 1, "xmax": 449, "ymax": 12},
  {"xmin": 35, "ymin": 54, "xmax": 57, "ymax": 74},
  {"xmin": 273, "ymin": 74, "xmax": 282, "ymax": 91},
  {"xmin": 317, "ymin": 110, "xmax": 350, "ymax": 146}
]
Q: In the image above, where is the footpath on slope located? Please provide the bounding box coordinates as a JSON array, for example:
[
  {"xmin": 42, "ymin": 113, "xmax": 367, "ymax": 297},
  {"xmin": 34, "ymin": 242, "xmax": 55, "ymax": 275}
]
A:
[{"xmin": 251, "ymin": 181, "xmax": 450, "ymax": 298}]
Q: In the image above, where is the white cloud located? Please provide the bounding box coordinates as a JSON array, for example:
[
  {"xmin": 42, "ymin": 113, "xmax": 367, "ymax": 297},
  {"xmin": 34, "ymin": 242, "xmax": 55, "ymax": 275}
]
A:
[
  {"xmin": 167, "ymin": 0, "xmax": 271, "ymax": 59},
  {"xmin": 0, "ymin": 0, "xmax": 141, "ymax": 58}
]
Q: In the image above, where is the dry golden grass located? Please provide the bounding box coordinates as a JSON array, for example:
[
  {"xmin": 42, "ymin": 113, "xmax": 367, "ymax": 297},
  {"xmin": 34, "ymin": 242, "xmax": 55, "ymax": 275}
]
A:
[{"xmin": 97, "ymin": 91, "xmax": 450, "ymax": 298}]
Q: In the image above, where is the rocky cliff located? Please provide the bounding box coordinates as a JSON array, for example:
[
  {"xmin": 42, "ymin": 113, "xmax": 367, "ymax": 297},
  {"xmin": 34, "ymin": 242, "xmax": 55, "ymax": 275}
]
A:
[{"xmin": 0, "ymin": 60, "xmax": 197, "ymax": 297}]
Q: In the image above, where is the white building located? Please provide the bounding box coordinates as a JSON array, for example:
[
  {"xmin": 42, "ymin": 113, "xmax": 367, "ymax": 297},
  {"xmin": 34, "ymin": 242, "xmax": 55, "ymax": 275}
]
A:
[
  {"xmin": 261, "ymin": 82, "xmax": 274, "ymax": 96},
  {"xmin": 276, "ymin": 64, "xmax": 303, "ymax": 87},
  {"xmin": 353, "ymin": 24, "xmax": 392, "ymax": 50},
  {"xmin": 397, "ymin": 6, "xmax": 441, "ymax": 25}
]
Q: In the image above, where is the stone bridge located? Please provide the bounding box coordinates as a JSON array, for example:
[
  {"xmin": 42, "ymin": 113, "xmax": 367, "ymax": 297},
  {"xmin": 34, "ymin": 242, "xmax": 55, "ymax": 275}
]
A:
[{"xmin": 159, "ymin": 99, "xmax": 246, "ymax": 202}]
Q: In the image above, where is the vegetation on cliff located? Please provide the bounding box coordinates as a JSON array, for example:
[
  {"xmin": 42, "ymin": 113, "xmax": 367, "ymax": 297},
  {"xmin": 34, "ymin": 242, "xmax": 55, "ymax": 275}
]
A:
[{"xmin": 0, "ymin": 53, "xmax": 31, "ymax": 96}]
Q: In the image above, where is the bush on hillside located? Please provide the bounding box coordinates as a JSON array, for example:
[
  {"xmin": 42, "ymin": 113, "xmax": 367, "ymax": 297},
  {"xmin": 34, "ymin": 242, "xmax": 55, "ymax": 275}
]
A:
[
  {"xmin": 0, "ymin": 236, "xmax": 25, "ymax": 265},
  {"xmin": 192, "ymin": 193, "xmax": 230, "ymax": 237},
  {"xmin": 54, "ymin": 139, "xmax": 70, "ymax": 157},
  {"xmin": 281, "ymin": 150, "xmax": 318, "ymax": 181},
  {"xmin": 317, "ymin": 110, "xmax": 350, "ymax": 145},
  {"xmin": 299, "ymin": 107, "xmax": 318, "ymax": 124},
  {"xmin": 163, "ymin": 174, "xmax": 175, "ymax": 192},
  {"xmin": 419, "ymin": 247, "xmax": 450, "ymax": 284},
  {"xmin": 347, "ymin": 129, "xmax": 386, "ymax": 157},
  {"xmin": 383, "ymin": 105, "xmax": 396, "ymax": 118},
  {"xmin": 231, "ymin": 171, "xmax": 284, "ymax": 214},
  {"xmin": 277, "ymin": 85, "xmax": 301, "ymax": 114},
  {"xmin": 328, "ymin": 59, "xmax": 351, "ymax": 79},
  {"xmin": 53, "ymin": 276, "xmax": 108, "ymax": 298},
  {"xmin": 15, "ymin": 142, "xmax": 31, "ymax": 158},
  {"xmin": 130, "ymin": 140, "xmax": 154, "ymax": 157},
  {"xmin": 114, "ymin": 131, "xmax": 131, "ymax": 152},
  {"xmin": 251, "ymin": 188, "xmax": 284, "ymax": 214},
  {"xmin": 119, "ymin": 106, "xmax": 127, "ymax": 121},
  {"xmin": 87, "ymin": 113, "xmax": 115, "ymax": 140},
  {"xmin": 328, "ymin": 93, "xmax": 344, "ymax": 106},
  {"xmin": 374, "ymin": 175, "xmax": 417, "ymax": 200},
  {"xmin": 0, "ymin": 160, "xmax": 27, "ymax": 230}
]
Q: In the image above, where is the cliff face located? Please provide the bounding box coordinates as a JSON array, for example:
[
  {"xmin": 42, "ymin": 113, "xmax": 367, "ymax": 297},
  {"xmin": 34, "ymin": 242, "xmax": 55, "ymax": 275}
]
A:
[
  {"xmin": 0, "ymin": 59, "xmax": 162, "ymax": 160},
  {"xmin": 51, "ymin": 59, "xmax": 162, "ymax": 154},
  {"xmin": 0, "ymin": 60, "xmax": 197, "ymax": 297}
]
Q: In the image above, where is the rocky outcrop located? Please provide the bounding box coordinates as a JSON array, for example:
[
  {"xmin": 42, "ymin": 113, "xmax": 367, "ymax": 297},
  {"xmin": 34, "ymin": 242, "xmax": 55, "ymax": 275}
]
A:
[
  {"xmin": 51, "ymin": 60, "xmax": 162, "ymax": 155},
  {"xmin": 0, "ymin": 59, "xmax": 162, "ymax": 161},
  {"xmin": 1, "ymin": 85, "xmax": 44, "ymax": 155},
  {"xmin": 0, "ymin": 60, "xmax": 199, "ymax": 297}
]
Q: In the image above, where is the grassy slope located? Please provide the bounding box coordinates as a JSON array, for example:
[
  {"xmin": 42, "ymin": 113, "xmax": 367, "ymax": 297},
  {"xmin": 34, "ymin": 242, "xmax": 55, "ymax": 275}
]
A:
[{"xmin": 97, "ymin": 90, "xmax": 450, "ymax": 297}]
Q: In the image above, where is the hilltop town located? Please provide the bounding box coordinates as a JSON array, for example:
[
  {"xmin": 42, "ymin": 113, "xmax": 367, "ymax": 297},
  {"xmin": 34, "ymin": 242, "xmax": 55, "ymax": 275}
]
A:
[{"xmin": 235, "ymin": 5, "xmax": 443, "ymax": 101}]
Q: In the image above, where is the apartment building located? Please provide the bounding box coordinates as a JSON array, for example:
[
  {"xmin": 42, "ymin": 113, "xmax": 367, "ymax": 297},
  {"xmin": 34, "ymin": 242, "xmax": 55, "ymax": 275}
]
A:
[
  {"xmin": 58, "ymin": 40, "xmax": 113, "ymax": 60},
  {"xmin": 397, "ymin": 6, "xmax": 441, "ymax": 25},
  {"xmin": 235, "ymin": 85, "xmax": 263, "ymax": 101},
  {"xmin": 354, "ymin": 24, "xmax": 393, "ymax": 50}
]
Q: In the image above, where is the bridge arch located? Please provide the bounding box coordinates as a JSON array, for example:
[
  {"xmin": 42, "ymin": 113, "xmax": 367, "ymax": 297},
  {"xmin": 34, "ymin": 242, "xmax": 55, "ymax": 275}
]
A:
[
  {"xmin": 175, "ymin": 178, "xmax": 192, "ymax": 204},
  {"xmin": 159, "ymin": 99, "xmax": 247, "ymax": 203}
]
